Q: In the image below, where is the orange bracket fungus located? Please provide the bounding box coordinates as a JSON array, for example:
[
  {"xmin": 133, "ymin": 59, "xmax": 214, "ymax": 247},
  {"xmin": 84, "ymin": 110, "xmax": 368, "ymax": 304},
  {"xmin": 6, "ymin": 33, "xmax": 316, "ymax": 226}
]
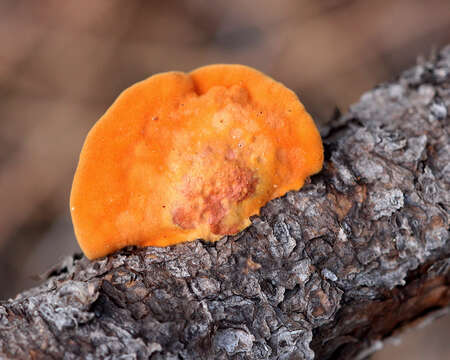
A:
[{"xmin": 70, "ymin": 65, "xmax": 324, "ymax": 259}]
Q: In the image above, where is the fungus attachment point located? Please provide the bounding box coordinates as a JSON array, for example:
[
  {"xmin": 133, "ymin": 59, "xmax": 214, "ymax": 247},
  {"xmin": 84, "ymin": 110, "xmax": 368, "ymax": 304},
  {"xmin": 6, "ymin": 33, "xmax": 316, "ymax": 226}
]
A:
[{"xmin": 70, "ymin": 65, "xmax": 323, "ymax": 259}]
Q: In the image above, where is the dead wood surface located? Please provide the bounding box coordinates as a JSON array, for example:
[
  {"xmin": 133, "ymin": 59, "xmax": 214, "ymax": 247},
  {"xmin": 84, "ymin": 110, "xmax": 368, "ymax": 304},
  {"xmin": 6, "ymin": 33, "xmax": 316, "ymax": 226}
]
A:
[{"xmin": 0, "ymin": 46, "xmax": 449, "ymax": 360}]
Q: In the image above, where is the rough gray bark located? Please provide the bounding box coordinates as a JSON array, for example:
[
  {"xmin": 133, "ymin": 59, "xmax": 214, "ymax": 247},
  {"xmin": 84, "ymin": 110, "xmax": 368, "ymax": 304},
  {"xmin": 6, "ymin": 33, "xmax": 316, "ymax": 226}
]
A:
[{"xmin": 1, "ymin": 46, "xmax": 449, "ymax": 360}]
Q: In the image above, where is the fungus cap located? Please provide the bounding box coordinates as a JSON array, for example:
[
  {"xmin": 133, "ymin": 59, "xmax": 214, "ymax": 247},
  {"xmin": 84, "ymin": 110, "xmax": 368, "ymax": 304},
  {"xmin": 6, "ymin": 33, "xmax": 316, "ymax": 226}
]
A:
[{"xmin": 70, "ymin": 64, "xmax": 323, "ymax": 259}]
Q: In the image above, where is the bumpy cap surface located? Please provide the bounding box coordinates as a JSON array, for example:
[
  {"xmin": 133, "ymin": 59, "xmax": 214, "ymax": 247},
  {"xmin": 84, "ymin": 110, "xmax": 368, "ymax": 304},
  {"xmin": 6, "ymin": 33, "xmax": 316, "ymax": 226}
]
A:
[{"xmin": 70, "ymin": 65, "xmax": 323, "ymax": 259}]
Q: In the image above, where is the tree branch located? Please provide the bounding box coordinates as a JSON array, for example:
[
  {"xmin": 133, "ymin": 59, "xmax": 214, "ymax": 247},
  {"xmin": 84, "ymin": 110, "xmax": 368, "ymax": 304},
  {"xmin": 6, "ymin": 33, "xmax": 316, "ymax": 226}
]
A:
[{"xmin": 1, "ymin": 46, "xmax": 449, "ymax": 360}]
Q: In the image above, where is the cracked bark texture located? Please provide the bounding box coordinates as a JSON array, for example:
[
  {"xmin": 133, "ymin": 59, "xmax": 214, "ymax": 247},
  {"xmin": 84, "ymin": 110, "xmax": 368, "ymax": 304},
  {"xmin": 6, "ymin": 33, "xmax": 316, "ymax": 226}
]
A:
[{"xmin": 1, "ymin": 46, "xmax": 449, "ymax": 360}]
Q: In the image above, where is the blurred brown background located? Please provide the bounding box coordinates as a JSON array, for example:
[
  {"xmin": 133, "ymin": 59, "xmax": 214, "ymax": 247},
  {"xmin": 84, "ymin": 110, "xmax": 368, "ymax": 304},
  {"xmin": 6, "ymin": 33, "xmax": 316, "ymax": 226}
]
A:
[{"xmin": 0, "ymin": 0, "xmax": 449, "ymax": 358}]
